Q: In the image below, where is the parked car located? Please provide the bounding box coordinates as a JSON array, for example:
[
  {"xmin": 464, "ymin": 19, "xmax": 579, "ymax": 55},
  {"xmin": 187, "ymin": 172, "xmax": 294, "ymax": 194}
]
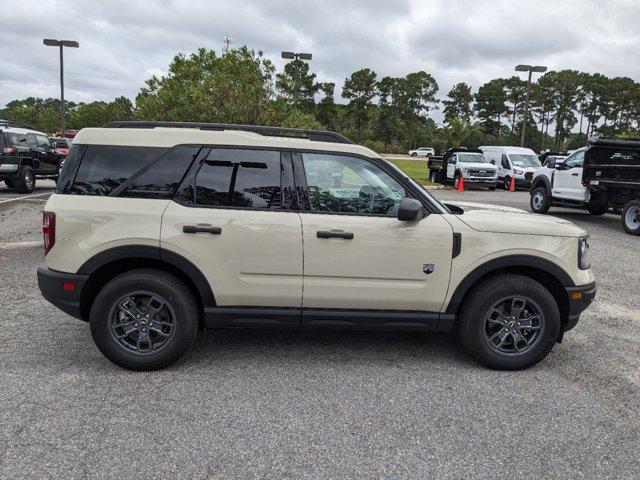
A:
[
  {"xmin": 479, "ymin": 146, "xmax": 542, "ymax": 190},
  {"xmin": 530, "ymin": 138, "xmax": 640, "ymax": 235},
  {"xmin": 428, "ymin": 148, "xmax": 498, "ymax": 189},
  {"xmin": 38, "ymin": 121, "xmax": 595, "ymax": 371},
  {"xmin": 0, "ymin": 120, "xmax": 65, "ymax": 192},
  {"xmin": 408, "ymin": 147, "xmax": 435, "ymax": 157},
  {"xmin": 50, "ymin": 137, "xmax": 72, "ymax": 156}
]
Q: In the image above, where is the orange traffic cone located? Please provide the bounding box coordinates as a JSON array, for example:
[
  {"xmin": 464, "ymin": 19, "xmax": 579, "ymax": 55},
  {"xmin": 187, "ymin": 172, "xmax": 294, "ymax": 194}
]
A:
[
  {"xmin": 456, "ymin": 176, "xmax": 465, "ymax": 192},
  {"xmin": 508, "ymin": 176, "xmax": 516, "ymax": 192}
]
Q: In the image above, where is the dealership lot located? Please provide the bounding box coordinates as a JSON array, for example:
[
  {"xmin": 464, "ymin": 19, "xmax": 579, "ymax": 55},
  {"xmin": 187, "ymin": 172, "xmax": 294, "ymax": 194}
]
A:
[{"xmin": 0, "ymin": 183, "xmax": 638, "ymax": 478}]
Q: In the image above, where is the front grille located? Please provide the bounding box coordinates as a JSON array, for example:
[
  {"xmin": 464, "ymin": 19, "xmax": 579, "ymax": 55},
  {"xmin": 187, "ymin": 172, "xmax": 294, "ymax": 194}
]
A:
[{"xmin": 468, "ymin": 169, "xmax": 495, "ymax": 177}]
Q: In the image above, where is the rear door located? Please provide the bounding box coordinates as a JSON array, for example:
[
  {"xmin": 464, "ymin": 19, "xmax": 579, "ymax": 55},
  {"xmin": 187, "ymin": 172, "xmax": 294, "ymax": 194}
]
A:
[
  {"xmin": 161, "ymin": 147, "xmax": 303, "ymax": 326},
  {"xmin": 296, "ymin": 152, "xmax": 453, "ymax": 317},
  {"xmin": 553, "ymin": 150, "xmax": 587, "ymax": 201}
]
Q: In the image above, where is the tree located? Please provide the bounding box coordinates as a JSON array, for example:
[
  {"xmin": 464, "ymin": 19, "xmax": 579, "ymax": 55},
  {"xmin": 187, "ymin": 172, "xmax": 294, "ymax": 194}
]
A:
[
  {"xmin": 394, "ymin": 71, "xmax": 439, "ymax": 149},
  {"xmin": 136, "ymin": 46, "xmax": 275, "ymax": 124},
  {"xmin": 442, "ymin": 117, "xmax": 480, "ymax": 148},
  {"xmin": 442, "ymin": 82, "xmax": 473, "ymax": 123},
  {"xmin": 316, "ymin": 82, "xmax": 338, "ymax": 131},
  {"xmin": 341, "ymin": 68, "xmax": 378, "ymax": 143},
  {"xmin": 276, "ymin": 59, "xmax": 321, "ymax": 113},
  {"xmin": 475, "ymin": 79, "xmax": 506, "ymax": 140},
  {"xmin": 503, "ymin": 76, "xmax": 527, "ymax": 134}
]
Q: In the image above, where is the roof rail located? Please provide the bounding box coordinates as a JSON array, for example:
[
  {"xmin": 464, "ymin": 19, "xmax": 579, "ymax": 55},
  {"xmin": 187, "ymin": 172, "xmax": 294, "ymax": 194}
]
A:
[
  {"xmin": 0, "ymin": 119, "xmax": 37, "ymax": 130},
  {"xmin": 588, "ymin": 136, "xmax": 640, "ymax": 148},
  {"xmin": 103, "ymin": 121, "xmax": 354, "ymax": 145}
]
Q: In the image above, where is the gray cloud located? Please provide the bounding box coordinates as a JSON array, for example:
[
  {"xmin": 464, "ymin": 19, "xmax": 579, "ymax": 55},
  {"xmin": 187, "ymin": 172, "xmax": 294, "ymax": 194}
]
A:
[{"xmin": 1, "ymin": 0, "xmax": 638, "ymax": 120}]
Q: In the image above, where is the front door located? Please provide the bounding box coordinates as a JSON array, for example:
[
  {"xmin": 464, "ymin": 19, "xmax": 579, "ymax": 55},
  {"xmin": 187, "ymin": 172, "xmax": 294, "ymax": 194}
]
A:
[
  {"xmin": 446, "ymin": 154, "xmax": 457, "ymax": 179},
  {"xmin": 553, "ymin": 150, "xmax": 587, "ymax": 201},
  {"xmin": 28, "ymin": 133, "xmax": 59, "ymax": 174},
  {"xmin": 161, "ymin": 147, "xmax": 303, "ymax": 325},
  {"xmin": 296, "ymin": 152, "xmax": 453, "ymax": 315}
]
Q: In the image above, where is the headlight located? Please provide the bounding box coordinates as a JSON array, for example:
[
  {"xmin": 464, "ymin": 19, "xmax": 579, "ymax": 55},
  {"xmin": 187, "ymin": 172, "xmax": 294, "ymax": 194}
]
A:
[
  {"xmin": 578, "ymin": 236, "xmax": 590, "ymax": 270},
  {"xmin": 514, "ymin": 168, "xmax": 524, "ymax": 175}
]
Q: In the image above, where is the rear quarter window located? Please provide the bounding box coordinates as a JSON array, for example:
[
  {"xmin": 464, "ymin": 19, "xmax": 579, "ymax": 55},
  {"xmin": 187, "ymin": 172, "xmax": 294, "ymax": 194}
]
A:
[{"xmin": 70, "ymin": 145, "xmax": 165, "ymax": 196}]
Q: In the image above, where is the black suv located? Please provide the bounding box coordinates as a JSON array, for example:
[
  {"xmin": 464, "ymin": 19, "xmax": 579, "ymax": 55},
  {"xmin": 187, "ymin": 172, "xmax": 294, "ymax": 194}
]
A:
[{"xmin": 0, "ymin": 120, "xmax": 64, "ymax": 193}]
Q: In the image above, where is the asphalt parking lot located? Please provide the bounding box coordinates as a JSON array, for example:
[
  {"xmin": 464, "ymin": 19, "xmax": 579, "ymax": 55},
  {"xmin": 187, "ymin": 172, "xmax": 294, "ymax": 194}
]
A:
[{"xmin": 0, "ymin": 182, "xmax": 638, "ymax": 479}]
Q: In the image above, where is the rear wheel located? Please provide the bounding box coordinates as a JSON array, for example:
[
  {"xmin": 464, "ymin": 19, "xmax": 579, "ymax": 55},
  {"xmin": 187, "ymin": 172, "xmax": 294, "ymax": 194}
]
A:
[
  {"xmin": 453, "ymin": 173, "xmax": 461, "ymax": 189},
  {"xmin": 430, "ymin": 170, "xmax": 440, "ymax": 183},
  {"xmin": 90, "ymin": 269, "xmax": 199, "ymax": 371},
  {"xmin": 530, "ymin": 186, "xmax": 551, "ymax": 214},
  {"xmin": 587, "ymin": 203, "xmax": 608, "ymax": 215},
  {"xmin": 458, "ymin": 274, "xmax": 561, "ymax": 370},
  {"xmin": 411, "ymin": 152, "xmax": 417, "ymax": 157},
  {"xmin": 622, "ymin": 200, "xmax": 640, "ymax": 235},
  {"xmin": 15, "ymin": 166, "xmax": 35, "ymax": 193}
]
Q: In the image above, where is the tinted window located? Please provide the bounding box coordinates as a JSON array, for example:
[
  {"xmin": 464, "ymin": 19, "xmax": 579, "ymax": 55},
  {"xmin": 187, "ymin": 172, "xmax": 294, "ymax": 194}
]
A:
[
  {"xmin": 302, "ymin": 153, "xmax": 405, "ymax": 215},
  {"xmin": 71, "ymin": 146, "xmax": 165, "ymax": 196},
  {"xmin": 120, "ymin": 146, "xmax": 199, "ymax": 199},
  {"xmin": 192, "ymin": 149, "xmax": 282, "ymax": 209}
]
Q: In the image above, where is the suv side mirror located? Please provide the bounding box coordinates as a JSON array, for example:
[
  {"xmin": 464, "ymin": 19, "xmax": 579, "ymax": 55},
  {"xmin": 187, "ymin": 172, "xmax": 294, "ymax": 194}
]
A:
[
  {"xmin": 397, "ymin": 198, "xmax": 425, "ymax": 222},
  {"xmin": 490, "ymin": 159, "xmax": 495, "ymax": 165},
  {"xmin": 555, "ymin": 160, "xmax": 566, "ymax": 170}
]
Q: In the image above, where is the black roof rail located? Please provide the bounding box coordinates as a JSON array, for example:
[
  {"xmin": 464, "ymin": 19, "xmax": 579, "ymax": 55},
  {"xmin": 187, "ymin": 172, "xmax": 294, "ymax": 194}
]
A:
[
  {"xmin": 588, "ymin": 136, "xmax": 640, "ymax": 148},
  {"xmin": 0, "ymin": 119, "xmax": 38, "ymax": 130},
  {"xmin": 103, "ymin": 121, "xmax": 354, "ymax": 145}
]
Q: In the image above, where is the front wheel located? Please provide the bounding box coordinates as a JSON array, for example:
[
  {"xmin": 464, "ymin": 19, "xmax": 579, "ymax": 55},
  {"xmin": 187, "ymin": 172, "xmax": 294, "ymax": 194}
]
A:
[
  {"xmin": 503, "ymin": 176, "xmax": 511, "ymax": 190},
  {"xmin": 90, "ymin": 269, "xmax": 199, "ymax": 371},
  {"xmin": 453, "ymin": 173, "xmax": 461, "ymax": 189},
  {"xmin": 458, "ymin": 274, "xmax": 561, "ymax": 370},
  {"xmin": 622, "ymin": 200, "xmax": 640, "ymax": 235},
  {"xmin": 410, "ymin": 152, "xmax": 417, "ymax": 157},
  {"xmin": 530, "ymin": 186, "xmax": 551, "ymax": 214}
]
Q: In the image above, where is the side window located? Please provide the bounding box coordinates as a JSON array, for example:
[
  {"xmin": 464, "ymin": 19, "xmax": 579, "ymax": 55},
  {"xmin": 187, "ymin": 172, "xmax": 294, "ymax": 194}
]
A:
[
  {"xmin": 564, "ymin": 151, "xmax": 584, "ymax": 168},
  {"xmin": 26, "ymin": 133, "xmax": 37, "ymax": 147},
  {"xmin": 120, "ymin": 146, "xmax": 199, "ymax": 199},
  {"xmin": 301, "ymin": 153, "xmax": 405, "ymax": 216},
  {"xmin": 71, "ymin": 146, "xmax": 165, "ymax": 196},
  {"xmin": 501, "ymin": 154, "xmax": 510, "ymax": 169},
  {"xmin": 192, "ymin": 148, "xmax": 282, "ymax": 209},
  {"xmin": 36, "ymin": 134, "xmax": 50, "ymax": 148}
]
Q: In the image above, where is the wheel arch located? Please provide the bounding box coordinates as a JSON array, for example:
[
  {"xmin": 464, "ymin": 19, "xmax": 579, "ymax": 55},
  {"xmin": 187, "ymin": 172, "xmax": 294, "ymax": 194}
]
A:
[
  {"xmin": 530, "ymin": 175, "xmax": 551, "ymax": 194},
  {"xmin": 446, "ymin": 255, "xmax": 573, "ymax": 327},
  {"xmin": 77, "ymin": 245, "xmax": 215, "ymax": 323}
]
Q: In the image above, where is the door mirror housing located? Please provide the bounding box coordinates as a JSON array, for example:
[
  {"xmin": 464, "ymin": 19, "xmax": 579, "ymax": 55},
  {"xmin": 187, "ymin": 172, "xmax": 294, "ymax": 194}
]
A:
[
  {"xmin": 490, "ymin": 159, "xmax": 495, "ymax": 165},
  {"xmin": 555, "ymin": 160, "xmax": 566, "ymax": 170},
  {"xmin": 397, "ymin": 198, "xmax": 426, "ymax": 222}
]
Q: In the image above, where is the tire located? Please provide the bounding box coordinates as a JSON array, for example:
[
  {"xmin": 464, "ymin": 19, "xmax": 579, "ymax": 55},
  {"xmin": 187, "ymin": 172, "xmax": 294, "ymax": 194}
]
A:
[
  {"xmin": 488, "ymin": 186, "xmax": 496, "ymax": 191},
  {"xmin": 587, "ymin": 203, "xmax": 608, "ymax": 215},
  {"xmin": 453, "ymin": 173, "xmax": 461, "ymax": 189},
  {"xmin": 90, "ymin": 269, "xmax": 199, "ymax": 371},
  {"xmin": 411, "ymin": 152, "xmax": 417, "ymax": 157},
  {"xmin": 458, "ymin": 274, "xmax": 561, "ymax": 370},
  {"xmin": 15, "ymin": 166, "xmax": 35, "ymax": 193},
  {"xmin": 530, "ymin": 186, "xmax": 551, "ymax": 214},
  {"xmin": 4, "ymin": 179, "xmax": 15, "ymax": 189},
  {"xmin": 621, "ymin": 200, "xmax": 640, "ymax": 235},
  {"xmin": 430, "ymin": 170, "xmax": 440, "ymax": 183},
  {"xmin": 503, "ymin": 176, "xmax": 511, "ymax": 190}
]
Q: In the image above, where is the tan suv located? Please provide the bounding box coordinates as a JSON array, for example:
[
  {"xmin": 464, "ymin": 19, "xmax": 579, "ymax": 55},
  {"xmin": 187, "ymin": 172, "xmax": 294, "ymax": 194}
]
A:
[{"xmin": 37, "ymin": 122, "xmax": 596, "ymax": 371}]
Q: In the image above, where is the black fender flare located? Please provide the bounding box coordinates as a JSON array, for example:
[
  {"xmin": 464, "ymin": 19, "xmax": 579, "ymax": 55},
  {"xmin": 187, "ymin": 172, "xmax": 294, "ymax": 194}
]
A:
[
  {"xmin": 77, "ymin": 245, "xmax": 216, "ymax": 308},
  {"xmin": 530, "ymin": 175, "xmax": 551, "ymax": 195},
  {"xmin": 445, "ymin": 254, "xmax": 574, "ymax": 315}
]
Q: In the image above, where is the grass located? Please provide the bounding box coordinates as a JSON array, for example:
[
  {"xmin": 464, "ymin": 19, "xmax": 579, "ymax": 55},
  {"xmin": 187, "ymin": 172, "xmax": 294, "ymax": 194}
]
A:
[{"xmin": 387, "ymin": 159, "xmax": 434, "ymax": 186}]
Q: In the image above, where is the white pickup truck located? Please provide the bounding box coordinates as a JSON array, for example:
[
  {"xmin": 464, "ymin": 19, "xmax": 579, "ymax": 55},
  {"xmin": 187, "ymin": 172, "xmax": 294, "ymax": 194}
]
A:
[{"xmin": 529, "ymin": 139, "xmax": 640, "ymax": 235}]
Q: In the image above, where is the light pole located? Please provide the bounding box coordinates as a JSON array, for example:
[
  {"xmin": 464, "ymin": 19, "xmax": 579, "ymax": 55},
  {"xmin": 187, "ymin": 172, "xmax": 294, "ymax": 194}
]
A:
[
  {"xmin": 515, "ymin": 64, "xmax": 547, "ymax": 147},
  {"xmin": 281, "ymin": 51, "xmax": 312, "ymax": 61},
  {"xmin": 43, "ymin": 39, "xmax": 79, "ymax": 134}
]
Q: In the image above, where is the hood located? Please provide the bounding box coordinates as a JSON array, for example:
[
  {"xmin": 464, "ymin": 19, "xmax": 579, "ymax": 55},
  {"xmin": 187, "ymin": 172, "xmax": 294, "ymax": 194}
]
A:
[
  {"xmin": 449, "ymin": 201, "xmax": 587, "ymax": 238},
  {"xmin": 459, "ymin": 162, "xmax": 498, "ymax": 170},
  {"xmin": 514, "ymin": 166, "xmax": 539, "ymax": 173}
]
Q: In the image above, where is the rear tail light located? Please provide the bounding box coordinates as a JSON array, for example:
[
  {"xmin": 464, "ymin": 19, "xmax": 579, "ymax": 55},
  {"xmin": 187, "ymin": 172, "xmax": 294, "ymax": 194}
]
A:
[
  {"xmin": 43, "ymin": 212, "xmax": 56, "ymax": 255},
  {"xmin": 2, "ymin": 146, "xmax": 17, "ymax": 155}
]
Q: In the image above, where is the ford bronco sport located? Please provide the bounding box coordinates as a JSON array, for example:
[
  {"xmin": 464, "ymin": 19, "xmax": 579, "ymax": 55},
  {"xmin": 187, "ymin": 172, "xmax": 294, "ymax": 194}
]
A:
[{"xmin": 37, "ymin": 121, "xmax": 596, "ymax": 371}]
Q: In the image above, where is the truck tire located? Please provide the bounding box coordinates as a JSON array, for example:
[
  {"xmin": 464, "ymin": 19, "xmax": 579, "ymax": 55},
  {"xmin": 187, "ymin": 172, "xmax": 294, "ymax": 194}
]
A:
[
  {"xmin": 90, "ymin": 269, "xmax": 199, "ymax": 371},
  {"xmin": 587, "ymin": 204, "xmax": 608, "ymax": 215},
  {"xmin": 15, "ymin": 166, "xmax": 35, "ymax": 193},
  {"xmin": 430, "ymin": 170, "xmax": 440, "ymax": 183},
  {"xmin": 503, "ymin": 176, "xmax": 511, "ymax": 190},
  {"xmin": 4, "ymin": 179, "xmax": 15, "ymax": 189},
  {"xmin": 530, "ymin": 186, "xmax": 551, "ymax": 214},
  {"xmin": 622, "ymin": 200, "xmax": 640, "ymax": 235},
  {"xmin": 454, "ymin": 172, "xmax": 462, "ymax": 189},
  {"xmin": 458, "ymin": 274, "xmax": 561, "ymax": 370}
]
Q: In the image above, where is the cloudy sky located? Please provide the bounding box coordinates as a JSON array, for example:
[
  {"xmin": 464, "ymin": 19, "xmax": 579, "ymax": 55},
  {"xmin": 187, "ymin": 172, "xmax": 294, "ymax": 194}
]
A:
[{"xmin": 1, "ymin": 0, "xmax": 639, "ymax": 118}]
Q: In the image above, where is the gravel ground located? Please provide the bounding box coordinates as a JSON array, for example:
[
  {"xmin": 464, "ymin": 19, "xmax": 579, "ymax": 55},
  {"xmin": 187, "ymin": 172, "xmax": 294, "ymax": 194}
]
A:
[{"xmin": 0, "ymin": 185, "xmax": 638, "ymax": 479}]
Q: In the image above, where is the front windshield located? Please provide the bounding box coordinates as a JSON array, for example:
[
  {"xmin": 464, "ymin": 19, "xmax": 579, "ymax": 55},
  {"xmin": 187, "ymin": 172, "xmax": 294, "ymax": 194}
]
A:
[
  {"xmin": 509, "ymin": 154, "xmax": 541, "ymax": 168},
  {"xmin": 382, "ymin": 158, "xmax": 450, "ymax": 214},
  {"xmin": 458, "ymin": 153, "xmax": 488, "ymax": 163}
]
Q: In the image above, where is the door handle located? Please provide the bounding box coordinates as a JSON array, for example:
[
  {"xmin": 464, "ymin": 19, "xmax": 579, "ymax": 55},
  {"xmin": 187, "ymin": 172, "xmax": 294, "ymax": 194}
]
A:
[
  {"xmin": 183, "ymin": 225, "xmax": 222, "ymax": 235},
  {"xmin": 571, "ymin": 173, "xmax": 579, "ymax": 176},
  {"xmin": 317, "ymin": 230, "xmax": 354, "ymax": 239}
]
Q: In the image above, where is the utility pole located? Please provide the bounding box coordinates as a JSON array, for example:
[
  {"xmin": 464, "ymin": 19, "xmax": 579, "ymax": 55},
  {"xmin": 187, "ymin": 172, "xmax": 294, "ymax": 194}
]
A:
[
  {"xmin": 515, "ymin": 64, "xmax": 547, "ymax": 147},
  {"xmin": 43, "ymin": 39, "xmax": 79, "ymax": 134}
]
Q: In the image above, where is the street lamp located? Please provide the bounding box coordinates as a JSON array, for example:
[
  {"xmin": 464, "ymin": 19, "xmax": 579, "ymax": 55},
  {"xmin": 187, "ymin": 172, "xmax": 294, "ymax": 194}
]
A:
[
  {"xmin": 515, "ymin": 64, "xmax": 547, "ymax": 147},
  {"xmin": 43, "ymin": 39, "xmax": 79, "ymax": 134},
  {"xmin": 281, "ymin": 51, "xmax": 312, "ymax": 61}
]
